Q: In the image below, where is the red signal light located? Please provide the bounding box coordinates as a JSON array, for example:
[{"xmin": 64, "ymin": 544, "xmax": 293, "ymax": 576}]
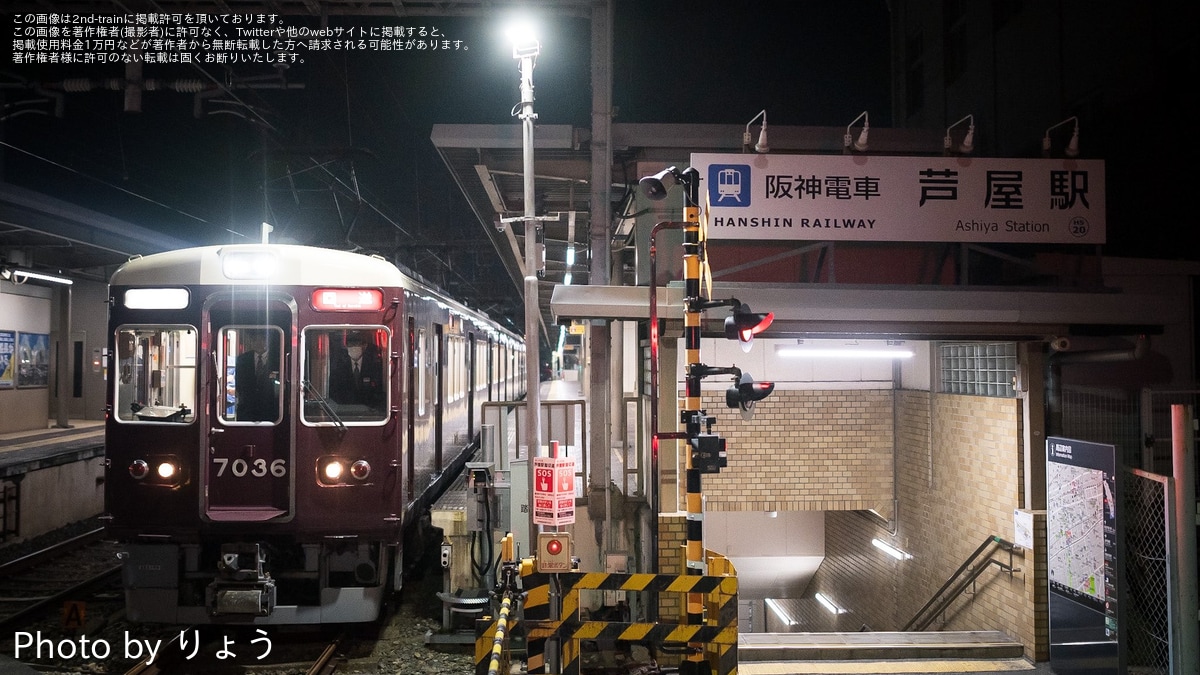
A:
[{"xmin": 724, "ymin": 304, "xmax": 773, "ymax": 352}]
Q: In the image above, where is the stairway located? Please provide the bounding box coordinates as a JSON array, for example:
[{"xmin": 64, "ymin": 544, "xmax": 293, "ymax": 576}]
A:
[{"xmin": 739, "ymin": 630, "xmax": 1026, "ymax": 662}]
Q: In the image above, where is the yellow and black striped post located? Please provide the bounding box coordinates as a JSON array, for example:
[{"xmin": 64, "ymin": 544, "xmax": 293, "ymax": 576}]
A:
[{"xmin": 678, "ymin": 171, "xmax": 710, "ymax": 675}]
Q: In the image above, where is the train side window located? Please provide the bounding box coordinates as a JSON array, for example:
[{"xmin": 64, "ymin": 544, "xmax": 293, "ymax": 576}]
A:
[
  {"xmin": 114, "ymin": 326, "xmax": 198, "ymax": 424},
  {"xmin": 218, "ymin": 326, "xmax": 284, "ymax": 424},
  {"xmin": 301, "ymin": 326, "xmax": 389, "ymax": 425}
]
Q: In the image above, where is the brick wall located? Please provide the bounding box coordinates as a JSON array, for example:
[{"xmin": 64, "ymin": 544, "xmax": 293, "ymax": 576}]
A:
[
  {"xmin": 657, "ymin": 513, "xmax": 686, "ymax": 620},
  {"xmin": 906, "ymin": 393, "xmax": 1032, "ymax": 654},
  {"xmin": 699, "ymin": 389, "xmax": 895, "ymax": 513},
  {"xmin": 657, "ymin": 386, "xmax": 1047, "ymax": 659}
]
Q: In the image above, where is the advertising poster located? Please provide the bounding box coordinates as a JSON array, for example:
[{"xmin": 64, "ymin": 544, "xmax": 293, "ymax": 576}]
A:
[
  {"xmin": 0, "ymin": 330, "xmax": 14, "ymax": 389},
  {"xmin": 17, "ymin": 332, "xmax": 49, "ymax": 388}
]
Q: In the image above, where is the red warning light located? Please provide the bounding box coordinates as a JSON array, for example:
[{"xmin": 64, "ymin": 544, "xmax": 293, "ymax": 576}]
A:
[{"xmin": 311, "ymin": 288, "xmax": 385, "ymax": 312}]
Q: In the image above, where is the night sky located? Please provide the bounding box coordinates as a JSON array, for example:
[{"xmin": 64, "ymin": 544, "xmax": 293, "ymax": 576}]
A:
[{"xmin": 2, "ymin": 0, "xmax": 1188, "ymax": 318}]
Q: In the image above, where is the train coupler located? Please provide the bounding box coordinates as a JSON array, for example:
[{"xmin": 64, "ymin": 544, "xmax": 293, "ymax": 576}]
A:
[{"xmin": 206, "ymin": 543, "xmax": 277, "ymax": 616}]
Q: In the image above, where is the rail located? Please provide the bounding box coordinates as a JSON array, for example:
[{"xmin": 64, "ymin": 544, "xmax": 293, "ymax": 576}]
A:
[{"xmin": 901, "ymin": 535, "xmax": 1020, "ymax": 632}]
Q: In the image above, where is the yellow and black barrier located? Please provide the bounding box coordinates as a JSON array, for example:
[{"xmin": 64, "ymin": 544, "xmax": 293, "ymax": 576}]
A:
[{"xmin": 476, "ymin": 554, "xmax": 737, "ymax": 675}]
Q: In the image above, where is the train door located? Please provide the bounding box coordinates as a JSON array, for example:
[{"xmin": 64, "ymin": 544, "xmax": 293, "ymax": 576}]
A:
[
  {"xmin": 406, "ymin": 316, "xmax": 416, "ymax": 500},
  {"xmin": 433, "ymin": 323, "xmax": 444, "ymax": 472},
  {"xmin": 467, "ymin": 332, "xmax": 475, "ymax": 439},
  {"xmin": 204, "ymin": 300, "xmax": 294, "ymax": 522}
]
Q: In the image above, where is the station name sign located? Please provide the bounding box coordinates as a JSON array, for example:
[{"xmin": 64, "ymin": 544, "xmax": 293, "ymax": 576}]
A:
[{"xmin": 691, "ymin": 153, "xmax": 1105, "ymax": 244}]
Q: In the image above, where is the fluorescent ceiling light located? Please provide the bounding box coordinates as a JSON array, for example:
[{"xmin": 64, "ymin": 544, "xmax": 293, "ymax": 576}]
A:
[
  {"xmin": 1, "ymin": 267, "xmax": 73, "ymax": 285},
  {"xmin": 815, "ymin": 592, "xmax": 846, "ymax": 614},
  {"xmin": 776, "ymin": 342, "xmax": 914, "ymax": 359},
  {"xmin": 765, "ymin": 598, "xmax": 798, "ymax": 626},
  {"xmin": 872, "ymin": 538, "xmax": 913, "ymax": 560}
]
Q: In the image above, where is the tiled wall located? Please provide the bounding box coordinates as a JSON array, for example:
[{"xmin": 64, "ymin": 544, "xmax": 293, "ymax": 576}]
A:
[
  {"xmin": 698, "ymin": 389, "xmax": 895, "ymax": 513},
  {"xmin": 657, "ymin": 512, "xmax": 686, "ymax": 619},
  {"xmin": 659, "ymin": 386, "xmax": 1045, "ymax": 659},
  {"xmin": 804, "ymin": 391, "xmax": 1045, "ymax": 660}
]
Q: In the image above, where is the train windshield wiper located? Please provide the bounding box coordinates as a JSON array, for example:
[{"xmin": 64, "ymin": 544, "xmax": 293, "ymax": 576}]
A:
[{"xmin": 301, "ymin": 380, "xmax": 346, "ymax": 432}]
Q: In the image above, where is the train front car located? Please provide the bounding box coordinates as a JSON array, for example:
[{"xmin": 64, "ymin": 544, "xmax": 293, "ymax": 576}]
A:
[{"xmin": 104, "ymin": 245, "xmax": 408, "ymax": 624}]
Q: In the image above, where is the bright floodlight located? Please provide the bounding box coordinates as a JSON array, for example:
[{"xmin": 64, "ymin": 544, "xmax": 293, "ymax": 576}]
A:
[{"xmin": 506, "ymin": 21, "xmax": 540, "ymax": 58}]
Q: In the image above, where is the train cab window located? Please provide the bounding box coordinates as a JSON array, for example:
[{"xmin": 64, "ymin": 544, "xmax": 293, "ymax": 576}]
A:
[
  {"xmin": 114, "ymin": 326, "xmax": 198, "ymax": 424},
  {"xmin": 301, "ymin": 327, "xmax": 389, "ymax": 425},
  {"xmin": 219, "ymin": 326, "xmax": 284, "ymax": 424}
]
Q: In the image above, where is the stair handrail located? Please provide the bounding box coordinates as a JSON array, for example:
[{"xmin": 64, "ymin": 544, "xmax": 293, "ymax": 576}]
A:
[{"xmin": 901, "ymin": 535, "xmax": 1016, "ymax": 632}]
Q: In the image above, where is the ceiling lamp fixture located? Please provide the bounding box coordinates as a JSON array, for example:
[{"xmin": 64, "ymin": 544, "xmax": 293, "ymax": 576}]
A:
[
  {"xmin": 775, "ymin": 340, "xmax": 914, "ymax": 359},
  {"xmin": 815, "ymin": 592, "xmax": 847, "ymax": 614},
  {"xmin": 1042, "ymin": 116, "xmax": 1080, "ymax": 157},
  {"xmin": 743, "ymin": 109, "xmax": 770, "ymax": 153},
  {"xmin": 872, "ymin": 538, "xmax": 914, "ymax": 560},
  {"xmin": 843, "ymin": 110, "xmax": 869, "ymax": 152},
  {"xmin": 944, "ymin": 114, "xmax": 975, "ymax": 154},
  {"xmin": 0, "ymin": 266, "xmax": 74, "ymax": 286}
]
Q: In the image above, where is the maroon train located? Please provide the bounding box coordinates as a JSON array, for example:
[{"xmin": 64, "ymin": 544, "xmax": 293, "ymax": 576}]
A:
[{"xmin": 102, "ymin": 244, "xmax": 524, "ymax": 623}]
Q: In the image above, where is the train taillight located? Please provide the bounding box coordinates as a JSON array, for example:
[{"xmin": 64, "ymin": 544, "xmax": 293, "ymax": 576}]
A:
[
  {"xmin": 350, "ymin": 460, "xmax": 371, "ymax": 481},
  {"xmin": 129, "ymin": 459, "xmax": 149, "ymax": 480}
]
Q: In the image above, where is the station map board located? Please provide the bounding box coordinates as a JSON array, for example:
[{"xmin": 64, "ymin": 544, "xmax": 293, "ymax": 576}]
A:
[{"xmin": 1046, "ymin": 436, "xmax": 1124, "ymax": 674}]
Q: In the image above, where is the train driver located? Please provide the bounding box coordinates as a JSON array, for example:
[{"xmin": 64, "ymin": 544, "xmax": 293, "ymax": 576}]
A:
[{"xmin": 329, "ymin": 331, "xmax": 383, "ymax": 411}]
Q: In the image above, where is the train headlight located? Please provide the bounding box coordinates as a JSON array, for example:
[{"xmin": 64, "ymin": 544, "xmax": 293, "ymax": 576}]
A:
[
  {"xmin": 221, "ymin": 251, "xmax": 278, "ymax": 280},
  {"xmin": 323, "ymin": 460, "xmax": 345, "ymax": 482},
  {"xmin": 156, "ymin": 461, "xmax": 178, "ymax": 480},
  {"xmin": 129, "ymin": 459, "xmax": 149, "ymax": 480},
  {"xmin": 350, "ymin": 460, "xmax": 371, "ymax": 481}
]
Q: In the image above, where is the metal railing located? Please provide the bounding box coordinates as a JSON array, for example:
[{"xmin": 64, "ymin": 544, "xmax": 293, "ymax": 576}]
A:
[
  {"xmin": 901, "ymin": 535, "xmax": 1019, "ymax": 632},
  {"xmin": 481, "ymin": 398, "xmax": 588, "ymax": 490}
]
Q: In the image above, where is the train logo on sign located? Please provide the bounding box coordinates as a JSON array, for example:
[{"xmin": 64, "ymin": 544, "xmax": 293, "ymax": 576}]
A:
[{"xmin": 708, "ymin": 164, "xmax": 751, "ymax": 206}]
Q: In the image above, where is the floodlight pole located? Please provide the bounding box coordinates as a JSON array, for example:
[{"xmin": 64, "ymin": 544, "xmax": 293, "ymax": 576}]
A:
[{"xmin": 515, "ymin": 41, "xmax": 543, "ymax": 544}]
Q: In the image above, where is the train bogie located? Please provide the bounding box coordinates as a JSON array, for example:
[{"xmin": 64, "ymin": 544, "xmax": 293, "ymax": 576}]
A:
[{"xmin": 103, "ymin": 244, "xmax": 523, "ymax": 624}]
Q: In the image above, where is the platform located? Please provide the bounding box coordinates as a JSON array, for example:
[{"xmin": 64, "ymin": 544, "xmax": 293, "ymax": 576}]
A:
[
  {"xmin": 0, "ymin": 419, "xmax": 104, "ymax": 479},
  {"xmin": 0, "ymin": 419, "xmax": 105, "ymax": 546}
]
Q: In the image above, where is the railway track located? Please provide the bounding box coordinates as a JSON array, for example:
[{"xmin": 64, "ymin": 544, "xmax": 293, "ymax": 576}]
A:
[{"xmin": 0, "ymin": 526, "xmax": 123, "ymax": 634}]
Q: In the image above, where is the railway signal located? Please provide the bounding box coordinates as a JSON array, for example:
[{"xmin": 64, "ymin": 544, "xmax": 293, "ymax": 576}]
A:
[
  {"xmin": 726, "ymin": 371, "xmax": 775, "ymax": 420},
  {"xmin": 724, "ymin": 302, "xmax": 774, "ymax": 352}
]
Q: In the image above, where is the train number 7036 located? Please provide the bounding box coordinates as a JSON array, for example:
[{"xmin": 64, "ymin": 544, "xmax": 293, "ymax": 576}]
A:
[{"xmin": 212, "ymin": 457, "xmax": 288, "ymax": 478}]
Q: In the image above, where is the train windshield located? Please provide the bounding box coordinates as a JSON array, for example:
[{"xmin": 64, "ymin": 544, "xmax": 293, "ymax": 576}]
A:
[
  {"xmin": 114, "ymin": 326, "xmax": 198, "ymax": 423},
  {"xmin": 301, "ymin": 326, "xmax": 389, "ymax": 424},
  {"xmin": 218, "ymin": 326, "xmax": 285, "ymax": 424}
]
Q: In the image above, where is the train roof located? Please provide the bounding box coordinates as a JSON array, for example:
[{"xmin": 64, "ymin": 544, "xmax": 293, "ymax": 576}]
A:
[
  {"xmin": 110, "ymin": 244, "xmax": 519, "ymax": 339},
  {"xmin": 110, "ymin": 244, "xmax": 402, "ymax": 287}
]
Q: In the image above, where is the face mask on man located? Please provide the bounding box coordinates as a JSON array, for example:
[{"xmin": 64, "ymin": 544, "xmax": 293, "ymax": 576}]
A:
[{"xmin": 347, "ymin": 346, "xmax": 363, "ymax": 360}]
